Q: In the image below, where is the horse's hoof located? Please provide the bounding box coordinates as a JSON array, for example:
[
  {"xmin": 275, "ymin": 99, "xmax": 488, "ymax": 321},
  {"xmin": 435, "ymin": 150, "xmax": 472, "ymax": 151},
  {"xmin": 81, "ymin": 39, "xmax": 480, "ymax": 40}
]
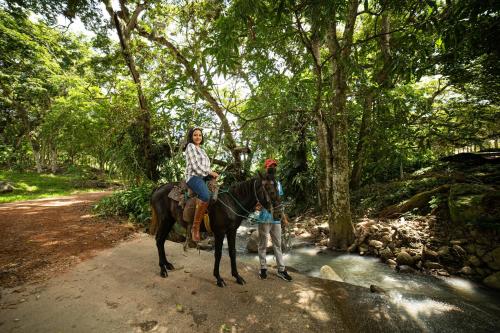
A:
[
  {"xmin": 236, "ymin": 276, "xmax": 246, "ymax": 285},
  {"xmin": 160, "ymin": 264, "xmax": 170, "ymax": 278},
  {"xmin": 216, "ymin": 279, "xmax": 227, "ymax": 288}
]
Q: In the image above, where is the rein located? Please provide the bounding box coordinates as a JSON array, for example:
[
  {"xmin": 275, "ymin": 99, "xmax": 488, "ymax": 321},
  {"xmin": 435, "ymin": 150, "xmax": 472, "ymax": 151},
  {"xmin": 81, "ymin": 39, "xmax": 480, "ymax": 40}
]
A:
[{"xmin": 216, "ymin": 179, "xmax": 277, "ymax": 223}]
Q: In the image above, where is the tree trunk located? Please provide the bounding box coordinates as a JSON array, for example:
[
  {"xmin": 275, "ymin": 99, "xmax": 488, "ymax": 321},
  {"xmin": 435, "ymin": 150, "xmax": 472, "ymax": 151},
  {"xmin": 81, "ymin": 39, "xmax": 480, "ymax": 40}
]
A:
[
  {"xmin": 350, "ymin": 90, "xmax": 373, "ymax": 190},
  {"xmin": 351, "ymin": 11, "xmax": 393, "ymax": 190},
  {"xmin": 31, "ymin": 138, "xmax": 42, "ymax": 173},
  {"xmin": 50, "ymin": 144, "xmax": 57, "ymax": 173},
  {"xmin": 325, "ymin": 0, "xmax": 359, "ymax": 250},
  {"xmin": 295, "ymin": 14, "xmax": 330, "ymax": 212},
  {"xmin": 103, "ymin": 1, "xmax": 157, "ymax": 181}
]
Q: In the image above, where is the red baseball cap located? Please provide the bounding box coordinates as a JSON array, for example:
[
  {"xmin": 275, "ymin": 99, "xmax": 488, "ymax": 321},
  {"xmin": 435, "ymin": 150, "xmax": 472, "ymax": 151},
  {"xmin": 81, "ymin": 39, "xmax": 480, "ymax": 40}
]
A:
[{"xmin": 264, "ymin": 159, "xmax": 278, "ymax": 169}]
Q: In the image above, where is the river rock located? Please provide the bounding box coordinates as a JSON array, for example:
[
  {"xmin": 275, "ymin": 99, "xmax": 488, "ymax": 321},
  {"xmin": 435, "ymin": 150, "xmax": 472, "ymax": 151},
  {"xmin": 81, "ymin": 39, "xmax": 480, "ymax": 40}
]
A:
[
  {"xmin": 318, "ymin": 238, "xmax": 329, "ymax": 247},
  {"xmin": 319, "ymin": 265, "xmax": 343, "ymax": 282},
  {"xmin": 459, "ymin": 266, "xmax": 473, "ymax": 275},
  {"xmin": 438, "ymin": 246, "xmax": 457, "ymax": 265},
  {"xmin": 482, "ymin": 247, "xmax": 500, "ymax": 270},
  {"xmin": 246, "ymin": 230, "xmax": 272, "ymax": 253},
  {"xmin": 437, "ymin": 269, "xmax": 450, "ymax": 276},
  {"xmin": 379, "ymin": 248, "xmax": 393, "ymax": 262},
  {"xmin": 483, "ymin": 272, "xmax": 500, "ymax": 290},
  {"xmin": 450, "ymin": 239, "xmax": 467, "ymax": 245},
  {"xmin": 465, "ymin": 244, "xmax": 476, "ymax": 254},
  {"xmin": 396, "ymin": 265, "xmax": 416, "ymax": 274},
  {"xmin": 396, "ymin": 251, "xmax": 414, "ymax": 266},
  {"xmin": 452, "ymin": 244, "xmax": 467, "ymax": 258},
  {"xmin": 467, "ymin": 255, "xmax": 482, "ymax": 267},
  {"xmin": 424, "ymin": 261, "xmax": 442, "ymax": 269},
  {"xmin": 381, "ymin": 234, "xmax": 392, "ymax": 244},
  {"xmin": 422, "ymin": 247, "xmax": 439, "ymax": 261},
  {"xmin": 387, "ymin": 259, "xmax": 397, "ymax": 267},
  {"xmin": 476, "ymin": 268, "xmax": 488, "ymax": 277},
  {"xmin": 359, "ymin": 244, "xmax": 368, "ymax": 255},
  {"xmin": 369, "ymin": 240, "xmax": 384, "ymax": 249},
  {"xmin": 476, "ymin": 246, "xmax": 487, "ymax": 257},
  {"xmin": 370, "ymin": 284, "xmax": 387, "ymax": 294}
]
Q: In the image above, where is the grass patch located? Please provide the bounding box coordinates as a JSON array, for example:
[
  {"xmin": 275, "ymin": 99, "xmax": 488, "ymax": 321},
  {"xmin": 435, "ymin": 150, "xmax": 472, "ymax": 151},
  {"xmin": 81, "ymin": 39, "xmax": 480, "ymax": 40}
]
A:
[{"xmin": 0, "ymin": 170, "xmax": 112, "ymax": 203}]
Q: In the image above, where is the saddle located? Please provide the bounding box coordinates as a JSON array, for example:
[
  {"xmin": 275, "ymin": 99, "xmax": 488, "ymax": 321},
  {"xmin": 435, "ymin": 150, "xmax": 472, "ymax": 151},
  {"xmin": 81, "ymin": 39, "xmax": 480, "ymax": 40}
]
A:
[{"xmin": 168, "ymin": 179, "xmax": 219, "ymax": 227}]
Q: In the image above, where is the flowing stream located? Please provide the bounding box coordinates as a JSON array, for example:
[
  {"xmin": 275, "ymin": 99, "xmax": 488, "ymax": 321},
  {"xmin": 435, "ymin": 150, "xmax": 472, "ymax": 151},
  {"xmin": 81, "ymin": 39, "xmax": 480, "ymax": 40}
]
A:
[{"xmin": 217, "ymin": 218, "xmax": 500, "ymax": 332}]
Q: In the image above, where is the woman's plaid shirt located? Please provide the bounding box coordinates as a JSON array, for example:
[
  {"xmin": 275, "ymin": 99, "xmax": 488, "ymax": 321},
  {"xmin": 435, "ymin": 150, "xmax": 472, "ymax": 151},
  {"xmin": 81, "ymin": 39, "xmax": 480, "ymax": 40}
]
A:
[{"xmin": 185, "ymin": 143, "xmax": 211, "ymax": 181}]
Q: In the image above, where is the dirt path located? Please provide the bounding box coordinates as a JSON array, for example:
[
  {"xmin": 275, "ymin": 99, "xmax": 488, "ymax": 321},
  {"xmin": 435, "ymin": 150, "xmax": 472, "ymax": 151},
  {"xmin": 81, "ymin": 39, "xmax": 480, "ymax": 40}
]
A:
[{"xmin": 0, "ymin": 192, "xmax": 134, "ymax": 288}]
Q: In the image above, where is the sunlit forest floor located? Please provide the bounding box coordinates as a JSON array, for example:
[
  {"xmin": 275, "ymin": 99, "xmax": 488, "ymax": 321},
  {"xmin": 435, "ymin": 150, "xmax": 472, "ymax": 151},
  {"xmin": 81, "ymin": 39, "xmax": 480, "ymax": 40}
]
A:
[{"xmin": 0, "ymin": 170, "xmax": 121, "ymax": 203}]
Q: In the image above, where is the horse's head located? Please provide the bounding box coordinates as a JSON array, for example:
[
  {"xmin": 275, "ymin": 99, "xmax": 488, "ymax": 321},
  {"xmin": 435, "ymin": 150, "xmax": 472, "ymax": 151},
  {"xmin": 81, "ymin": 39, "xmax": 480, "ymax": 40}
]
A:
[{"xmin": 255, "ymin": 171, "xmax": 281, "ymax": 219}]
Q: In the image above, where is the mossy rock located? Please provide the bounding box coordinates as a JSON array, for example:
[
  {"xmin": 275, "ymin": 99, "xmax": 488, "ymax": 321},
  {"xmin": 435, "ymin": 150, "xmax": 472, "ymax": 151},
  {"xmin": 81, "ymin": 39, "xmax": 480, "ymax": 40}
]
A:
[{"xmin": 448, "ymin": 184, "xmax": 500, "ymax": 227}]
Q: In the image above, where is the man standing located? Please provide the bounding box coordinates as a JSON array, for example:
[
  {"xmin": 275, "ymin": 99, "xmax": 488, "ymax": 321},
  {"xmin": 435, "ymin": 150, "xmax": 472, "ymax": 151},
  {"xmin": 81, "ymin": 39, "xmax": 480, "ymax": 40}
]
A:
[{"xmin": 256, "ymin": 159, "xmax": 292, "ymax": 282}]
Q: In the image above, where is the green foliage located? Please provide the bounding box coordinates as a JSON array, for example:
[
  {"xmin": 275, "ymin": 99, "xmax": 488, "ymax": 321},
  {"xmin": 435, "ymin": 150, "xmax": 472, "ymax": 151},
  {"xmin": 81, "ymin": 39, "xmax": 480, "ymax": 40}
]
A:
[{"xmin": 93, "ymin": 183, "xmax": 155, "ymax": 224}]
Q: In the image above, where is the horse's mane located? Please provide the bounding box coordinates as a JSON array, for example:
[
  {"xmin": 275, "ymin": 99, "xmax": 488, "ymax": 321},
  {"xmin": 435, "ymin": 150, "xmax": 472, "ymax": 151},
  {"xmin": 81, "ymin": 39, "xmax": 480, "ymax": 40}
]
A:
[{"xmin": 227, "ymin": 178, "xmax": 256, "ymax": 199}]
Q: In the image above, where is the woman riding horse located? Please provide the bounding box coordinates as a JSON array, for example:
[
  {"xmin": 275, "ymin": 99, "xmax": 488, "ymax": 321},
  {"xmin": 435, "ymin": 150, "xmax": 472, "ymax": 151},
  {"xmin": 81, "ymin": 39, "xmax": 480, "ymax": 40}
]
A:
[
  {"xmin": 183, "ymin": 127, "xmax": 219, "ymax": 242},
  {"xmin": 150, "ymin": 130, "xmax": 281, "ymax": 286}
]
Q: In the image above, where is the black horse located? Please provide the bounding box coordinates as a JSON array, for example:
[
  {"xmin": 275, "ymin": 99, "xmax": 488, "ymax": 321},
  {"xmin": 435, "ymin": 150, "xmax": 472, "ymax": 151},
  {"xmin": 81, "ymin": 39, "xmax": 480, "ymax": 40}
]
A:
[{"xmin": 149, "ymin": 172, "xmax": 280, "ymax": 287}]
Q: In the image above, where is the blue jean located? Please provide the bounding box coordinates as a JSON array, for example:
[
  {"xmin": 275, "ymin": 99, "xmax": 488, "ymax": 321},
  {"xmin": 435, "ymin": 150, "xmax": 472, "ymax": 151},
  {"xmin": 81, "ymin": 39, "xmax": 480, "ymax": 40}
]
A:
[{"xmin": 187, "ymin": 176, "xmax": 210, "ymax": 202}]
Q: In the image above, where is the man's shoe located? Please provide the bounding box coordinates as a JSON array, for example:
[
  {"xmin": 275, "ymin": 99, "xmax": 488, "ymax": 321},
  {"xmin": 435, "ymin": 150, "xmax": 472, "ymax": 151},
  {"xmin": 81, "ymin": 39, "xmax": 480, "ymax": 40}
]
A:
[
  {"xmin": 277, "ymin": 270, "xmax": 292, "ymax": 282},
  {"xmin": 259, "ymin": 269, "xmax": 267, "ymax": 280}
]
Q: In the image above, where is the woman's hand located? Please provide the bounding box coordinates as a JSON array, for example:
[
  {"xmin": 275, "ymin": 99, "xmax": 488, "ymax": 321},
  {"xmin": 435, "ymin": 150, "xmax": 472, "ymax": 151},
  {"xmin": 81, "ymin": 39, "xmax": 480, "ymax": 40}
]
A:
[{"xmin": 210, "ymin": 171, "xmax": 219, "ymax": 179}]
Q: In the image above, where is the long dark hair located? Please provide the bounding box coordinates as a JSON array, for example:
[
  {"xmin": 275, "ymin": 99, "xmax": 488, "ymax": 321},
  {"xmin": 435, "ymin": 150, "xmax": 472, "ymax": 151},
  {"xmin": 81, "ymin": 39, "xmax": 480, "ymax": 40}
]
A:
[{"xmin": 183, "ymin": 127, "xmax": 204, "ymax": 151}]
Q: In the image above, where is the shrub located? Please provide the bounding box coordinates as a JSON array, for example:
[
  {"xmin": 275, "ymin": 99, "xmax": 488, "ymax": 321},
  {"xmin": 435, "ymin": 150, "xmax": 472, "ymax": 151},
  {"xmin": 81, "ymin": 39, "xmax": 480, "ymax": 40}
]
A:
[{"xmin": 93, "ymin": 183, "xmax": 155, "ymax": 224}]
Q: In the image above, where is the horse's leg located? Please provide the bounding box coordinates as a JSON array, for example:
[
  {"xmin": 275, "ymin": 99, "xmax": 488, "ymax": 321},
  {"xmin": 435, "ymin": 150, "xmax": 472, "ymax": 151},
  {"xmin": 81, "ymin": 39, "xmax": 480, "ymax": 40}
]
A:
[
  {"xmin": 227, "ymin": 229, "xmax": 246, "ymax": 285},
  {"xmin": 213, "ymin": 233, "xmax": 226, "ymax": 287},
  {"xmin": 156, "ymin": 210, "xmax": 175, "ymax": 277},
  {"xmin": 183, "ymin": 222, "xmax": 192, "ymax": 252}
]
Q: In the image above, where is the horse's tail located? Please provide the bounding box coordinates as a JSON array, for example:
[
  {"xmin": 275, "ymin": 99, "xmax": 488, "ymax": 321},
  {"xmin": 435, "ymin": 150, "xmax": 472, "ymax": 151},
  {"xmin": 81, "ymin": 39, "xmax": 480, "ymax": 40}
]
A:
[{"xmin": 149, "ymin": 204, "xmax": 159, "ymax": 236}]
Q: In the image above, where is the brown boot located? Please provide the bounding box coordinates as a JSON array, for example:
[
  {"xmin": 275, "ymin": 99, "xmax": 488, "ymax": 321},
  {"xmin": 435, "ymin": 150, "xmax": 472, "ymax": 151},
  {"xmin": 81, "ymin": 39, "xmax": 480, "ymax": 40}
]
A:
[{"xmin": 192, "ymin": 199, "xmax": 209, "ymax": 242}]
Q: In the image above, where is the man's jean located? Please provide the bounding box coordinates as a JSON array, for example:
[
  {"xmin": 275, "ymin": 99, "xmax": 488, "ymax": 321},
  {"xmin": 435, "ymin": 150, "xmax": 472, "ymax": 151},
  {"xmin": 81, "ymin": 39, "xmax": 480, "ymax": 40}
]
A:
[
  {"xmin": 258, "ymin": 223, "xmax": 285, "ymax": 272},
  {"xmin": 187, "ymin": 176, "xmax": 210, "ymax": 202}
]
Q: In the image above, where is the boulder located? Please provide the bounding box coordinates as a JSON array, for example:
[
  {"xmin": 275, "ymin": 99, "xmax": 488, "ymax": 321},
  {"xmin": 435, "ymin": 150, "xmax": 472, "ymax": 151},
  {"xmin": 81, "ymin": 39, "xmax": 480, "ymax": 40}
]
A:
[
  {"xmin": 482, "ymin": 247, "xmax": 500, "ymax": 270},
  {"xmin": 379, "ymin": 248, "xmax": 393, "ymax": 262},
  {"xmin": 396, "ymin": 251, "xmax": 414, "ymax": 266},
  {"xmin": 483, "ymin": 272, "xmax": 500, "ymax": 290},
  {"xmin": 448, "ymin": 184, "xmax": 500, "ymax": 226},
  {"xmin": 369, "ymin": 240, "xmax": 384, "ymax": 249},
  {"xmin": 246, "ymin": 230, "xmax": 272, "ymax": 253},
  {"xmin": 319, "ymin": 265, "xmax": 343, "ymax": 282}
]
